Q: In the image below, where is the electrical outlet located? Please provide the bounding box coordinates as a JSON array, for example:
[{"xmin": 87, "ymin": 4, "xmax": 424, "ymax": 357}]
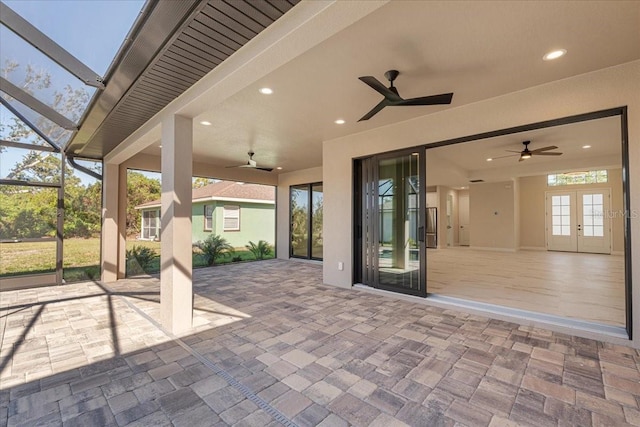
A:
[{"xmin": 338, "ymin": 262, "xmax": 344, "ymax": 271}]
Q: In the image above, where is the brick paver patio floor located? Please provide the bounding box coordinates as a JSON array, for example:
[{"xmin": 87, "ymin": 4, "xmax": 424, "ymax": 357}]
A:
[{"xmin": 1, "ymin": 259, "xmax": 639, "ymax": 426}]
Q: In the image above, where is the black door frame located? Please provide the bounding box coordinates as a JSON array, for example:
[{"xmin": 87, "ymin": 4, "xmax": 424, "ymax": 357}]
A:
[
  {"xmin": 352, "ymin": 107, "xmax": 632, "ymax": 339},
  {"xmin": 353, "ymin": 147, "xmax": 427, "ymax": 297}
]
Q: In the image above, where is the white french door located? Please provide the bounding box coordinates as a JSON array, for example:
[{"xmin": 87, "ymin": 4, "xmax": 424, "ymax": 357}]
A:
[{"xmin": 545, "ymin": 189, "xmax": 611, "ymax": 254}]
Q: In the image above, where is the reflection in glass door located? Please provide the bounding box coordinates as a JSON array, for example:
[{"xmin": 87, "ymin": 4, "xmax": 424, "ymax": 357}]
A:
[
  {"xmin": 290, "ymin": 183, "xmax": 323, "ymax": 260},
  {"xmin": 355, "ymin": 148, "xmax": 425, "ymax": 296}
]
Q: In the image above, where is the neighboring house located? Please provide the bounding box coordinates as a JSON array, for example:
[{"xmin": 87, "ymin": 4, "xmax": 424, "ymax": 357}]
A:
[{"xmin": 135, "ymin": 181, "xmax": 275, "ymax": 248}]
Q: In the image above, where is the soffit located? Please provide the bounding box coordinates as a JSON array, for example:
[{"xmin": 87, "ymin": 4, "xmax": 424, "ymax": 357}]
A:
[{"xmin": 66, "ymin": 0, "xmax": 299, "ymax": 159}]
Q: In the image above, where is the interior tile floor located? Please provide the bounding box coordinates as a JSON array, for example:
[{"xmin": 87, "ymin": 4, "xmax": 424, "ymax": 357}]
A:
[
  {"xmin": 1, "ymin": 259, "xmax": 639, "ymax": 427},
  {"xmin": 427, "ymin": 248, "xmax": 626, "ymax": 327}
]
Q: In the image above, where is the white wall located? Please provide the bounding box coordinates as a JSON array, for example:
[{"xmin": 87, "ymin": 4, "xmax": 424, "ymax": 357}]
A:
[
  {"xmin": 469, "ymin": 181, "xmax": 517, "ymax": 250},
  {"xmin": 276, "ymin": 167, "xmax": 323, "ymax": 260},
  {"xmin": 322, "ymin": 60, "xmax": 640, "ymax": 346}
]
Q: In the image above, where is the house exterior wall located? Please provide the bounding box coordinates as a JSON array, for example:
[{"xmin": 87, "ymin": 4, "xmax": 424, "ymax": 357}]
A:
[
  {"xmin": 321, "ymin": 60, "xmax": 640, "ymax": 347},
  {"xmin": 141, "ymin": 201, "xmax": 275, "ymax": 248}
]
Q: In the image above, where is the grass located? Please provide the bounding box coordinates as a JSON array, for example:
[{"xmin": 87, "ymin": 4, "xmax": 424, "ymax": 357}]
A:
[{"xmin": 1, "ymin": 238, "xmax": 274, "ymax": 281}]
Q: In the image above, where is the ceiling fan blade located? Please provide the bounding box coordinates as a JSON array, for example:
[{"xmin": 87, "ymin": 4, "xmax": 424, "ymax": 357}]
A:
[
  {"xmin": 255, "ymin": 167, "xmax": 273, "ymax": 172},
  {"xmin": 530, "ymin": 145, "xmax": 558, "ymax": 153},
  {"xmin": 225, "ymin": 164, "xmax": 245, "ymax": 168},
  {"xmin": 491, "ymin": 153, "xmax": 519, "ymax": 160},
  {"xmin": 358, "ymin": 99, "xmax": 388, "ymax": 121},
  {"xmin": 533, "ymin": 151, "xmax": 563, "ymax": 156},
  {"xmin": 505, "ymin": 150, "xmax": 522, "ymax": 153},
  {"xmin": 397, "ymin": 92, "xmax": 453, "ymax": 106},
  {"xmin": 358, "ymin": 76, "xmax": 402, "ymax": 102}
]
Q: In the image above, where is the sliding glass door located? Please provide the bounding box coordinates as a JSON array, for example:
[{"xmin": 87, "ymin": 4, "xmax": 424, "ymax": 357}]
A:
[
  {"xmin": 290, "ymin": 183, "xmax": 323, "ymax": 260},
  {"xmin": 355, "ymin": 148, "xmax": 426, "ymax": 296}
]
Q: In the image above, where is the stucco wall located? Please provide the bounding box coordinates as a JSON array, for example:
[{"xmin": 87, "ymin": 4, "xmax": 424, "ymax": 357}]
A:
[{"xmin": 322, "ymin": 60, "xmax": 640, "ymax": 346}]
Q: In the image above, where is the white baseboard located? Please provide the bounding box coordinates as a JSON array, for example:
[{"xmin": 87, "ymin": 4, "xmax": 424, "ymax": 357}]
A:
[
  {"xmin": 519, "ymin": 246, "xmax": 547, "ymax": 251},
  {"xmin": 612, "ymin": 251, "xmax": 624, "ymax": 256}
]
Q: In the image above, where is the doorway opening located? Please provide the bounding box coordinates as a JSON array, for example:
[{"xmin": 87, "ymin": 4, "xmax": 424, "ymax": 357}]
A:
[{"xmin": 354, "ymin": 107, "xmax": 632, "ymax": 338}]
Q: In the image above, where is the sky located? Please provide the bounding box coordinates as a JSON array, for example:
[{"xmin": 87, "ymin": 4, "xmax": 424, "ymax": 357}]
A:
[{"xmin": 1, "ymin": 0, "xmax": 145, "ymax": 186}]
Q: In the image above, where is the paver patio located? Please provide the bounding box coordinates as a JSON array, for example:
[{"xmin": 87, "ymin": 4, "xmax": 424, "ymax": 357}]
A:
[{"xmin": 1, "ymin": 259, "xmax": 639, "ymax": 426}]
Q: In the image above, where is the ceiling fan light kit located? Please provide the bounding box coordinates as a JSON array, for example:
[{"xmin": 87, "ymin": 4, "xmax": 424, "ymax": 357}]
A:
[{"xmin": 357, "ymin": 69, "xmax": 454, "ymax": 121}]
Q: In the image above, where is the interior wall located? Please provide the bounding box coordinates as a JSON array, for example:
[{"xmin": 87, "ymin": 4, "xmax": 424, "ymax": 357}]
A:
[
  {"xmin": 469, "ymin": 181, "xmax": 517, "ymax": 250},
  {"xmin": 276, "ymin": 167, "xmax": 323, "ymax": 261},
  {"xmin": 322, "ymin": 60, "xmax": 639, "ymax": 346},
  {"xmin": 437, "ymin": 186, "xmax": 459, "ymax": 248},
  {"xmin": 519, "ymin": 168, "xmax": 624, "ymax": 252}
]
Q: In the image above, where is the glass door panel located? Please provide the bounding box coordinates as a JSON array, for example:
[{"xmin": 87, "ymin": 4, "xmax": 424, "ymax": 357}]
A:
[
  {"xmin": 355, "ymin": 149, "xmax": 425, "ymax": 296},
  {"xmin": 376, "ymin": 152, "xmax": 423, "ymax": 293},
  {"xmin": 311, "ymin": 184, "xmax": 323, "ymax": 259},
  {"xmin": 290, "ymin": 185, "xmax": 309, "ymax": 258}
]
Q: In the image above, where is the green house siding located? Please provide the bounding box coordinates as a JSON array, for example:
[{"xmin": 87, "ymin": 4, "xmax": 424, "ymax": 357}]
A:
[
  {"xmin": 134, "ymin": 200, "xmax": 275, "ymax": 248},
  {"xmin": 141, "ymin": 201, "xmax": 274, "ymax": 247}
]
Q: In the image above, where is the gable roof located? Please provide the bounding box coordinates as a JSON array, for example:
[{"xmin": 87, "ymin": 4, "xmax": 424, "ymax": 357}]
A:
[{"xmin": 136, "ymin": 181, "xmax": 275, "ymax": 209}]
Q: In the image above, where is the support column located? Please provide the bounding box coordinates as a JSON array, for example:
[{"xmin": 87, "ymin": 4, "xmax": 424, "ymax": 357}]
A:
[
  {"xmin": 117, "ymin": 165, "xmax": 128, "ymax": 279},
  {"xmin": 101, "ymin": 162, "xmax": 119, "ymax": 282},
  {"xmin": 160, "ymin": 114, "xmax": 193, "ymax": 334}
]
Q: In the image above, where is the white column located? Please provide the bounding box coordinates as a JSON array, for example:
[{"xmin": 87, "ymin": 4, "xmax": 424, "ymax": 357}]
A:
[
  {"xmin": 101, "ymin": 162, "xmax": 120, "ymax": 282},
  {"xmin": 160, "ymin": 114, "xmax": 193, "ymax": 334},
  {"xmin": 117, "ymin": 165, "xmax": 128, "ymax": 279}
]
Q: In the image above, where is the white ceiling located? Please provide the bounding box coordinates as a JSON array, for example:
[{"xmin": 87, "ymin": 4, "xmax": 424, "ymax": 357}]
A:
[
  {"xmin": 426, "ymin": 115, "xmax": 623, "ymax": 187},
  {"xmin": 141, "ymin": 1, "xmax": 639, "ymax": 175}
]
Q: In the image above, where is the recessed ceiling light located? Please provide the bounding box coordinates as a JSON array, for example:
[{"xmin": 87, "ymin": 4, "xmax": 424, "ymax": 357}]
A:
[
  {"xmin": 486, "ymin": 158, "xmax": 493, "ymax": 162},
  {"xmin": 582, "ymin": 145, "xmax": 591, "ymax": 149},
  {"xmin": 200, "ymin": 121, "xmax": 211, "ymax": 126},
  {"xmin": 543, "ymin": 49, "xmax": 567, "ymax": 61},
  {"xmin": 259, "ymin": 87, "xmax": 273, "ymax": 95},
  {"xmin": 334, "ymin": 119, "xmax": 345, "ymax": 125},
  {"xmin": 276, "ymin": 167, "xmax": 283, "ymax": 170}
]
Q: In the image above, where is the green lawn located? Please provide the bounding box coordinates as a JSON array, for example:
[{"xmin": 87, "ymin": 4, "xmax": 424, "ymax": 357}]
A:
[{"xmin": 1, "ymin": 238, "xmax": 273, "ymax": 282}]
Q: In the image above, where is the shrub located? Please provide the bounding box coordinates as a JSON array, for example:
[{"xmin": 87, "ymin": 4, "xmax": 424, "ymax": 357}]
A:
[
  {"xmin": 245, "ymin": 240, "xmax": 273, "ymax": 260},
  {"xmin": 231, "ymin": 255, "xmax": 243, "ymax": 263},
  {"xmin": 195, "ymin": 234, "xmax": 233, "ymax": 266},
  {"xmin": 126, "ymin": 245, "xmax": 158, "ymax": 275}
]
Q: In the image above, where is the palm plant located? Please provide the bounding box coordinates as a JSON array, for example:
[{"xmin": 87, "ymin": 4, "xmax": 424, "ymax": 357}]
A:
[
  {"xmin": 245, "ymin": 240, "xmax": 273, "ymax": 260},
  {"xmin": 195, "ymin": 234, "xmax": 233, "ymax": 266}
]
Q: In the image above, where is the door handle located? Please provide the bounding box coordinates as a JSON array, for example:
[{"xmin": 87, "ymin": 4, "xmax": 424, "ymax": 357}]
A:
[
  {"xmin": 418, "ymin": 226, "xmax": 424, "ymax": 242},
  {"xmin": 577, "ymin": 224, "xmax": 582, "ymax": 231}
]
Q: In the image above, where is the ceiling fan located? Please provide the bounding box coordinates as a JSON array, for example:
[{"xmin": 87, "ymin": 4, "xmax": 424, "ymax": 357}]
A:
[
  {"xmin": 226, "ymin": 151, "xmax": 273, "ymax": 172},
  {"xmin": 493, "ymin": 140, "xmax": 563, "ymax": 162},
  {"xmin": 357, "ymin": 69, "xmax": 453, "ymax": 121}
]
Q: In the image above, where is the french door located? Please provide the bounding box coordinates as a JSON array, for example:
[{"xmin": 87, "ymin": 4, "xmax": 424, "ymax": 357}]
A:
[
  {"xmin": 545, "ymin": 189, "xmax": 611, "ymax": 254},
  {"xmin": 354, "ymin": 148, "xmax": 426, "ymax": 296}
]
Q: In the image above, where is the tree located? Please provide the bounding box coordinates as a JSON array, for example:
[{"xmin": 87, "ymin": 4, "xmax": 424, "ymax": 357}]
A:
[
  {"xmin": 1, "ymin": 60, "xmax": 100, "ymax": 239},
  {"xmin": 126, "ymin": 171, "xmax": 161, "ymax": 236},
  {"xmin": 193, "ymin": 177, "xmax": 218, "ymax": 188}
]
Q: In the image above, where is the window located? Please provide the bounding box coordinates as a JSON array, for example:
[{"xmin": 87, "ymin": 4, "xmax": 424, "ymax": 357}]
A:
[
  {"xmin": 142, "ymin": 210, "xmax": 159, "ymax": 240},
  {"xmin": 204, "ymin": 205, "xmax": 213, "ymax": 231},
  {"xmin": 223, "ymin": 205, "xmax": 240, "ymax": 231},
  {"xmin": 547, "ymin": 170, "xmax": 608, "ymax": 186},
  {"xmin": 551, "ymin": 195, "xmax": 571, "ymax": 236},
  {"xmin": 290, "ymin": 183, "xmax": 323, "ymax": 260}
]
